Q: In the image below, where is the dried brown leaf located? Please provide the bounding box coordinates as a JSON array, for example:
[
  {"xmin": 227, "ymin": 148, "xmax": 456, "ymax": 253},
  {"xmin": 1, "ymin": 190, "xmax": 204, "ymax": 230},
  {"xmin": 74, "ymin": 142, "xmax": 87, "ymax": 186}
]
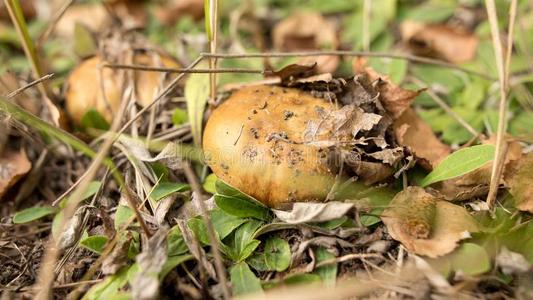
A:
[
  {"xmin": 101, "ymin": 231, "xmax": 133, "ymax": 275},
  {"xmin": 382, "ymin": 187, "xmax": 479, "ymax": 258},
  {"xmin": 400, "ymin": 21, "xmax": 479, "ymax": 64},
  {"xmin": 394, "ymin": 108, "xmax": 451, "ymax": 169},
  {"xmin": 154, "ymin": 0, "xmax": 204, "ymax": 25},
  {"xmin": 272, "ymin": 202, "xmax": 354, "ymax": 224},
  {"xmin": 131, "ymin": 228, "xmax": 169, "ymax": 300},
  {"xmin": 506, "ymin": 153, "xmax": 533, "ymax": 213},
  {"xmin": 0, "ymin": 148, "xmax": 31, "ymax": 199},
  {"xmin": 273, "ymin": 12, "xmax": 339, "ymax": 73},
  {"xmin": 352, "ymin": 58, "xmax": 421, "ymax": 119}
]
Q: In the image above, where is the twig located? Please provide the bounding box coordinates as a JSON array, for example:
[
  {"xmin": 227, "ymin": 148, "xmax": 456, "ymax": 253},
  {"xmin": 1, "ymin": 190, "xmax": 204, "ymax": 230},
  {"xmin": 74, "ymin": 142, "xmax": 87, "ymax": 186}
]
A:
[
  {"xmin": 410, "ymin": 77, "xmax": 479, "ymax": 137},
  {"xmin": 183, "ymin": 161, "xmax": 230, "ymax": 300},
  {"xmin": 37, "ymin": 0, "xmax": 76, "ymax": 46},
  {"xmin": 103, "ymin": 64, "xmax": 267, "ymax": 74},
  {"xmin": 315, "ymin": 253, "xmax": 382, "ymax": 268},
  {"xmin": 201, "ymin": 51, "xmax": 496, "ymax": 80},
  {"xmin": 485, "ymin": 0, "xmax": 517, "ymax": 209},
  {"xmin": 5, "ymin": 74, "xmax": 54, "ymax": 99}
]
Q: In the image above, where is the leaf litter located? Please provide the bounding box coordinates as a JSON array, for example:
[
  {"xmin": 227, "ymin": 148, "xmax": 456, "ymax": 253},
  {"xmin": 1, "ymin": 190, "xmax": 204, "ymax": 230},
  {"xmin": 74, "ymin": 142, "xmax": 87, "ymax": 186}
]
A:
[{"xmin": 1, "ymin": 1, "xmax": 532, "ymax": 300}]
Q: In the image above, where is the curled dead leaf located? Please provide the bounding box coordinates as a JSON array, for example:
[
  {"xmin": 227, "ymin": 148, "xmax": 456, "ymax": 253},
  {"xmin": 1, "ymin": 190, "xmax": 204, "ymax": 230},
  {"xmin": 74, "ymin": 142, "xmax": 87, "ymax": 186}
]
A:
[
  {"xmin": 505, "ymin": 153, "xmax": 533, "ymax": 213},
  {"xmin": 273, "ymin": 12, "xmax": 339, "ymax": 73},
  {"xmin": 352, "ymin": 58, "xmax": 421, "ymax": 119},
  {"xmin": 272, "ymin": 202, "xmax": 354, "ymax": 224},
  {"xmin": 394, "ymin": 108, "xmax": 451, "ymax": 169},
  {"xmin": 55, "ymin": 4, "xmax": 110, "ymax": 38},
  {"xmin": 400, "ymin": 21, "xmax": 479, "ymax": 64},
  {"xmin": 0, "ymin": 148, "xmax": 31, "ymax": 199},
  {"xmin": 382, "ymin": 187, "xmax": 479, "ymax": 258}
]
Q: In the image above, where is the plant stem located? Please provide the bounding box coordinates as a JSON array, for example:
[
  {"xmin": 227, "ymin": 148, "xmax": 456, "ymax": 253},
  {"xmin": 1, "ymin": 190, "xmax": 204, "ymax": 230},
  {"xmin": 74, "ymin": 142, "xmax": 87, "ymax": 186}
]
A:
[{"xmin": 485, "ymin": 0, "xmax": 517, "ymax": 209}]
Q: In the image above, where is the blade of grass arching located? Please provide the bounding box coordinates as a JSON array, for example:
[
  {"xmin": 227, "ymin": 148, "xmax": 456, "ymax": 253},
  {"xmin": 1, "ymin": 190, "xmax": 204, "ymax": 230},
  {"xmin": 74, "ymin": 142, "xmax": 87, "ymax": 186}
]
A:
[
  {"xmin": 485, "ymin": 0, "xmax": 518, "ymax": 209},
  {"xmin": 3, "ymin": 0, "xmax": 51, "ymax": 99}
]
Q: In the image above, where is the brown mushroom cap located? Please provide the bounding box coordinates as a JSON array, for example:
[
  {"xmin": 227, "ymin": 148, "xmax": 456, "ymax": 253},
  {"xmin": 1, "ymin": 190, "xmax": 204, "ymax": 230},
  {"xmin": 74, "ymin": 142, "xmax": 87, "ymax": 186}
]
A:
[
  {"xmin": 65, "ymin": 53, "xmax": 179, "ymax": 125},
  {"xmin": 203, "ymin": 85, "xmax": 339, "ymax": 209}
]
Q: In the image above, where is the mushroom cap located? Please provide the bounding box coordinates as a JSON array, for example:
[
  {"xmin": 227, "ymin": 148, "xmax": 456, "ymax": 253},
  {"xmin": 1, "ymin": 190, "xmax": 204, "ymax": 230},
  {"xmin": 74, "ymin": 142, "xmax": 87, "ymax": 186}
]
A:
[
  {"xmin": 203, "ymin": 85, "xmax": 338, "ymax": 208},
  {"xmin": 65, "ymin": 53, "xmax": 179, "ymax": 125}
]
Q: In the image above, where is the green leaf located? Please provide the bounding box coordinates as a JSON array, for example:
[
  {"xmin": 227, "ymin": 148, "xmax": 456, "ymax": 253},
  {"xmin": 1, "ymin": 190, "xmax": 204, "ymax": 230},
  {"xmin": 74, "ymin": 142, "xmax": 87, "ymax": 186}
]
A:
[
  {"xmin": 150, "ymin": 181, "xmax": 190, "ymax": 201},
  {"xmin": 80, "ymin": 109, "xmax": 110, "ymax": 131},
  {"xmin": 185, "ymin": 63, "xmax": 210, "ymax": 145},
  {"xmin": 13, "ymin": 206, "xmax": 56, "ymax": 224},
  {"xmin": 230, "ymin": 262, "xmax": 263, "ymax": 296},
  {"xmin": 403, "ymin": 2, "xmax": 455, "ymax": 23},
  {"xmin": 187, "ymin": 217, "xmax": 210, "ymax": 245},
  {"xmin": 160, "ymin": 254, "xmax": 194, "ymax": 278},
  {"xmin": 114, "ymin": 205, "xmax": 134, "ymax": 230},
  {"xmin": 80, "ymin": 235, "xmax": 109, "ymax": 255},
  {"xmin": 215, "ymin": 179, "xmax": 267, "ymax": 207},
  {"xmin": 420, "ymin": 145, "xmax": 495, "ymax": 187},
  {"xmin": 459, "ymin": 80, "xmax": 485, "ymax": 110},
  {"xmin": 215, "ymin": 195, "xmax": 271, "ymax": 221},
  {"xmin": 451, "ymin": 243, "xmax": 491, "ymax": 276},
  {"xmin": 314, "ymin": 216, "xmax": 349, "ymax": 230},
  {"xmin": 171, "ymin": 108, "xmax": 189, "ymax": 126},
  {"xmin": 202, "ymin": 173, "xmax": 217, "ymax": 194},
  {"xmin": 167, "ymin": 226, "xmax": 189, "ymax": 256},
  {"xmin": 83, "ymin": 266, "xmax": 133, "ymax": 300},
  {"xmin": 211, "ymin": 208, "xmax": 248, "ymax": 240},
  {"xmin": 264, "ymin": 236, "xmax": 291, "ymax": 272},
  {"xmin": 73, "ymin": 23, "xmax": 97, "ymax": 58},
  {"xmin": 314, "ymin": 247, "xmax": 337, "ymax": 286},
  {"xmin": 227, "ymin": 220, "xmax": 263, "ymax": 262}
]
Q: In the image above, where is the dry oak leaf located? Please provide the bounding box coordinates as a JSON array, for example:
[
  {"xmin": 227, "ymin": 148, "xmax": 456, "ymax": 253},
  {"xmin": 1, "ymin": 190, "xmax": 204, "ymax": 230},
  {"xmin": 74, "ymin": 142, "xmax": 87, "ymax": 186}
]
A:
[
  {"xmin": 0, "ymin": 148, "xmax": 31, "ymax": 199},
  {"xmin": 382, "ymin": 187, "xmax": 479, "ymax": 258},
  {"xmin": 506, "ymin": 153, "xmax": 533, "ymax": 213},
  {"xmin": 400, "ymin": 21, "xmax": 479, "ymax": 64},
  {"xmin": 394, "ymin": 108, "xmax": 451, "ymax": 170},
  {"xmin": 273, "ymin": 12, "xmax": 339, "ymax": 74},
  {"xmin": 352, "ymin": 58, "xmax": 421, "ymax": 119}
]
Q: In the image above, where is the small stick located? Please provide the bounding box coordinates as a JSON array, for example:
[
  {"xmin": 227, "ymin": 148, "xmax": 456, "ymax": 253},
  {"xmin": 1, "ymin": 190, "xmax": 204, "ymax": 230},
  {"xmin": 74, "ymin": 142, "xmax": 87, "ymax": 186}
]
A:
[
  {"xmin": 183, "ymin": 161, "xmax": 230, "ymax": 300},
  {"xmin": 37, "ymin": 0, "xmax": 76, "ymax": 46},
  {"xmin": 5, "ymin": 74, "xmax": 54, "ymax": 99},
  {"xmin": 201, "ymin": 51, "xmax": 496, "ymax": 81},
  {"xmin": 411, "ymin": 77, "xmax": 479, "ymax": 137},
  {"xmin": 103, "ymin": 64, "xmax": 267, "ymax": 74},
  {"xmin": 485, "ymin": 0, "xmax": 518, "ymax": 209}
]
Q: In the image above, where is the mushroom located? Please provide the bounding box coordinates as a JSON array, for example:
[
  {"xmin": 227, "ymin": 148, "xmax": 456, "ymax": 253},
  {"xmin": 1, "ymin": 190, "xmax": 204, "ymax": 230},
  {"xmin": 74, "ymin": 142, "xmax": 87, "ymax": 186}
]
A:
[
  {"xmin": 65, "ymin": 53, "xmax": 179, "ymax": 125},
  {"xmin": 203, "ymin": 85, "xmax": 339, "ymax": 209}
]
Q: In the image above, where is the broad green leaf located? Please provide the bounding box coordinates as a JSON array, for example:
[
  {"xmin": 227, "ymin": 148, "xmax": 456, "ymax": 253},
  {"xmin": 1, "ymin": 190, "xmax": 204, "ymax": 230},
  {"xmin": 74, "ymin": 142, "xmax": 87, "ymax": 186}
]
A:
[
  {"xmin": 215, "ymin": 179, "xmax": 267, "ymax": 207},
  {"xmin": 215, "ymin": 195, "xmax": 271, "ymax": 221},
  {"xmin": 160, "ymin": 254, "xmax": 194, "ymax": 278},
  {"xmin": 246, "ymin": 253, "xmax": 269, "ymax": 272},
  {"xmin": 80, "ymin": 109, "xmax": 109, "ymax": 131},
  {"xmin": 202, "ymin": 173, "xmax": 217, "ymax": 194},
  {"xmin": 171, "ymin": 108, "xmax": 188, "ymax": 126},
  {"xmin": 264, "ymin": 236, "xmax": 291, "ymax": 272},
  {"xmin": 81, "ymin": 181, "xmax": 102, "ymax": 201},
  {"xmin": 460, "ymin": 80, "xmax": 485, "ymax": 110},
  {"xmin": 150, "ymin": 181, "xmax": 190, "ymax": 201},
  {"xmin": 13, "ymin": 206, "xmax": 56, "ymax": 224},
  {"xmin": 187, "ymin": 217, "xmax": 210, "ymax": 245},
  {"xmin": 403, "ymin": 2, "xmax": 455, "ymax": 23},
  {"xmin": 167, "ymin": 226, "xmax": 189, "ymax": 256},
  {"xmin": 185, "ymin": 63, "xmax": 210, "ymax": 145},
  {"xmin": 73, "ymin": 23, "xmax": 97, "ymax": 58},
  {"xmin": 226, "ymin": 220, "xmax": 263, "ymax": 262},
  {"xmin": 80, "ymin": 235, "xmax": 109, "ymax": 255},
  {"xmin": 451, "ymin": 243, "xmax": 491, "ymax": 276},
  {"xmin": 114, "ymin": 205, "xmax": 134, "ymax": 230},
  {"xmin": 283, "ymin": 274, "xmax": 321, "ymax": 285},
  {"xmin": 230, "ymin": 262, "xmax": 263, "ymax": 296},
  {"xmin": 83, "ymin": 266, "xmax": 133, "ymax": 300},
  {"xmin": 315, "ymin": 216, "xmax": 349, "ymax": 230},
  {"xmin": 211, "ymin": 208, "xmax": 248, "ymax": 240},
  {"xmin": 510, "ymin": 112, "xmax": 533, "ymax": 136},
  {"xmin": 314, "ymin": 247, "xmax": 337, "ymax": 286},
  {"xmin": 420, "ymin": 145, "xmax": 495, "ymax": 187}
]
